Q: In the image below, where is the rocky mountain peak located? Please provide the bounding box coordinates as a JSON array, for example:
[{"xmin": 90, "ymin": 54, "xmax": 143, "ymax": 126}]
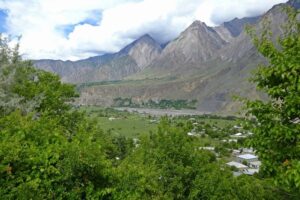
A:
[
  {"xmin": 120, "ymin": 34, "xmax": 160, "ymax": 54},
  {"xmin": 187, "ymin": 20, "xmax": 215, "ymax": 33},
  {"xmin": 189, "ymin": 20, "xmax": 207, "ymax": 27},
  {"xmin": 137, "ymin": 34, "xmax": 156, "ymax": 43},
  {"xmin": 118, "ymin": 34, "xmax": 162, "ymax": 69}
]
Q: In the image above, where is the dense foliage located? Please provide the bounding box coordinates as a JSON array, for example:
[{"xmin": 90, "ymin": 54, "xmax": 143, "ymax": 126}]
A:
[
  {"xmin": 245, "ymin": 6, "xmax": 300, "ymax": 197},
  {"xmin": 0, "ymin": 36, "xmax": 116, "ymax": 199},
  {"xmin": 113, "ymin": 118, "xmax": 277, "ymax": 200},
  {"xmin": 113, "ymin": 97, "xmax": 197, "ymax": 109}
]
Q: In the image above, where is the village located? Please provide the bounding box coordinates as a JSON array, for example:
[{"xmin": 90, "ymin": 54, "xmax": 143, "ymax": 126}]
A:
[
  {"xmin": 187, "ymin": 118, "xmax": 261, "ymax": 176},
  {"xmin": 88, "ymin": 107, "xmax": 262, "ymax": 177}
]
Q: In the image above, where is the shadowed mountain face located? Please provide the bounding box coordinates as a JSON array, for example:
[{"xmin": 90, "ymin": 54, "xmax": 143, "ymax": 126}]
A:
[
  {"xmin": 222, "ymin": 16, "xmax": 260, "ymax": 37},
  {"xmin": 33, "ymin": 1, "xmax": 298, "ymax": 113}
]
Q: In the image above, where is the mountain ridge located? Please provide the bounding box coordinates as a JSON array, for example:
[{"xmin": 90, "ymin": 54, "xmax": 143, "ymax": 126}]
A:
[{"xmin": 33, "ymin": 1, "xmax": 298, "ymax": 113}]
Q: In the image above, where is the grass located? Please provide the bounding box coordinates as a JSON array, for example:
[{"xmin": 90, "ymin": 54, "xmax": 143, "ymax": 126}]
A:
[
  {"xmin": 80, "ymin": 106, "xmax": 238, "ymax": 139},
  {"xmin": 96, "ymin": 116, "xmax": 157, "ymax": 138},
  {"xmin": 175, "ymin": 117, "xmax": 237, "ymax": 129},
  {"xmin": 80, "ymin": 106, "xmax": 158, "ymax": 138}
]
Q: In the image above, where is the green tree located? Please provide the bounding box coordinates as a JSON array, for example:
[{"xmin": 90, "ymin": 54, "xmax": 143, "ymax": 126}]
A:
[
  {"xmin": 114, "ymin": 118, "xmax": 278, "ymax": 199},
  {"xmin": 0, "ymin": 36, "xmax": 114, "ymax": 199},
  {"xmin": 245, "ymin": 6, "xmax": 300, "ymax": 196}
]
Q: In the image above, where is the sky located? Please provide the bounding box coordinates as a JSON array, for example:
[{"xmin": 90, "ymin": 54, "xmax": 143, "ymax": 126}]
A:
[{"xmin": 0, "ymin": 0, "xmax": 288, "ymax": 61}]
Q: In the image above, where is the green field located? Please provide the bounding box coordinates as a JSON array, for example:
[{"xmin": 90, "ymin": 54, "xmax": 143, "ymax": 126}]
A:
[
  {"xmin": 80, "ymin": 106, "xmax": 240, "ymax": 139},
  {"xmin": 96, "ymin": 116, "xmax": 157, "ymax": 138},
  {"xmin": 81, "ymin": 106, "xmax": 158, "ymax": 138}
]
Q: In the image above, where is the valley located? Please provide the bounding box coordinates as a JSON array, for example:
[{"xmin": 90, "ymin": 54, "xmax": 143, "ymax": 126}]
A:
[
  {"xmin": 1, "ymin": 0, "xmax": 299, "ymax": 198},
  {"xmin": 33, "ymin": 1, "xmax": 299, "ymax": 114}
]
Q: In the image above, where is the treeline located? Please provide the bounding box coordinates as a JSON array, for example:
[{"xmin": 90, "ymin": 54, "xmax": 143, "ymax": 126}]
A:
[{"xmin": 113, "ymin": 97, "xmax": 197, "ymax": 109}]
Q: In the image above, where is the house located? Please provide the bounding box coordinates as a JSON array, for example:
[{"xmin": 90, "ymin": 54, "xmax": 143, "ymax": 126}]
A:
[
  {"xmin": 199, "ymin": 147, "xmax": 215, "ymax": 151},
  {"xmin": 247, "ymin": 132, "xmax": 254, "ymax": 136},
  {"xmin": 249, "ymin": 161, "xmax": 261, "ymax": 169},
  {"xmin": 233, "ymin": 125, "xmax": 242, "ymax": 129},
  {"xmin": 232, "ymin": 149, "xmax": 241, "ymax": 155},
  {"xmin": 187, "ymin": 132, "xmax": 196, "ymax": 136},
  {"xmin": 133, "ymin": 138, "xmax": 140, "ymax": 147},
  {"xmin": 149, "ymin": 119, "xmax": 158, "ymax": 123},
  {"xmin": 241, "ymin": 148, "xmax": 254, "ymax": 154},
  {"xmin": 108, "ymin": 117, "xmax": 116, "ymax": 121},
  {"xmin": 230, "ymin": 132, "xmax": 247, "ymax": 138},
  {"xmin": 236, "ymin": 154, "xmax": 258, "ymax": 163},
  {"xmin": 233, "ymin": 172, "xmax": 243, "ymax": 177},
  {"xmin": 243, "ymin": 168, "xmax": 259, "ymax": 175},
  {"xmin": 222, "ymin": 139, "xmax": 238, "ymax": 143},
  {"xmin": 226, "ymin": 161, "xmax": 248, "ymax": 170}
]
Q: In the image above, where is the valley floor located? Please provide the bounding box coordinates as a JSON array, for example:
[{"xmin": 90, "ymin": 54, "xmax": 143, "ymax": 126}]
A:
[{"xmin": 114, "ymin": 107, "xmax": 211, "ymax": 116}]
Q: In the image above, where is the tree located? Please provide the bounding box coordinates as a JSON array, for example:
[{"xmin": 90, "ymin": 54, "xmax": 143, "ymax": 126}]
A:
[
  {"xmin": 245, "ymin": 6, "xmax": 300, "ymax": 196},
  {"xmin": 114, "ymin": 117, "xmax": 278, "ymax": 200},
  {"xmin": 0, "ymin": 36, "xmax": 114, "ymax": 199}
]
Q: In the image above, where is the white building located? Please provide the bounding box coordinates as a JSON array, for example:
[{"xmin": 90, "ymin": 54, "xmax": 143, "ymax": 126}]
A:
[
  {"xmin": 236, "ymin": 154, "xmax": 258, "ymax": 163},
  {"xmin": 243, "ymin": 168, "xmax": 259, "ymax": 175},
  {"xmin": 187, "ymin": 132, "xmax": 196, "ymax": 136},
  {"xmin": 108, "ymin": 117, "xmax": 116, "ymax": 121},
  {"xmin": 234, "ymin": 125, "xmax": 242, "ymax": 129},
  {"xmin": 230, "ymin": 133, "xmax": 247, "ymax": 138},
  {"xmin": 249, "ymin": 161, "xmax": 261, "ymax": 169},
  {"xmin": 232, "ymin": 149, "xmax": 241, "ymax": 155},
  {"xmin": 226, "ymin": 161, "xmax": 248, "ymax": 170},
  {"xmin": 199, "ymin": 147, "xmax": 215, "ymax": 151}
]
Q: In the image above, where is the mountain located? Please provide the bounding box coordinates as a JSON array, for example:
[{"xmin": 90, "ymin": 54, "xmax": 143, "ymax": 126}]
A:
[
  {"xmin": 213, "ymin": 16, "xmax": 259, "ymax": 42},
  {"xmin": 119, "ymin": 34, "xmax": 162, "ymax": 69},
  {"xmin": 222, "ymin": 16, "xmax": 260, "ymax": 37},
  {"xmin": 147, "ymin": 21, "xmax": 227, "ymax": 72},
  {"xmin": 34, "ymin": 34, "xmax": 161, "ymax": 83},
  {"xmin": 34, "ymin": 1, "xmax": 298, "ymax": 114}
]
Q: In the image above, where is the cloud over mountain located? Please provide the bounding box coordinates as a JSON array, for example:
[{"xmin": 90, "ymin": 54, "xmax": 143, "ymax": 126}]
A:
[{"xmin": 0, "ymin": 0, "xmax": 287, "ymax": 60}]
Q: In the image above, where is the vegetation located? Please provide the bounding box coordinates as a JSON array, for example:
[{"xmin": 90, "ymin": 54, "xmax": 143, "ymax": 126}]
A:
[
  {"xmin": 0, "ymin": 36, "xmax": 282, "ymax": 198},
  {"xmin": 0, "ymin": 36, "xmax": 113, "ymax": 199},
  {"xmin": 81, "ymin": 106, "xmax": 157, "ymax": 138},
  {"xmin": 113, "ymin": 97, "xmax": 197, "ymax": 109},
  {"xmin": 244, "ymin": 6, "xmax": 300, "ymax": 197},
  {"xmin": 0, "ymin": 5, "xmax": 299, "ymax": 199},
  {"xmin": 113, "ymin": 118, "xmax": 278, "ymax": 200}
]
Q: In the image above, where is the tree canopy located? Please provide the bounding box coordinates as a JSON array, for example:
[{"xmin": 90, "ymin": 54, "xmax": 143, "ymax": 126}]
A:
[{"xmin": 245, "ymin": 6, "xmax": 300, "ymax": 197}]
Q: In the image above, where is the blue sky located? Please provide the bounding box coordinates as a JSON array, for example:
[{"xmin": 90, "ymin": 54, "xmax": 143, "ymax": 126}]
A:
[
  {"xmin": 0, "ymin": 9, "xmax": 7, "ymax": 32},
  {"xmin": 57, "ymin": 10, "xmax": 102, "ymax": 37},
  {"xmin": 0, "ymin": 0, "xmax": 288, "ymax": 61}
]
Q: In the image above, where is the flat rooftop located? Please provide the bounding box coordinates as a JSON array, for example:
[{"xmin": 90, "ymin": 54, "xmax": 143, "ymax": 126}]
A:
[
  {"xmin": 237, "ymin": 154, "xmax": 258, "ymax": 160},
  {"xmin": 226, "ymin": 161, "xmax": 248, "ymax": 169}
]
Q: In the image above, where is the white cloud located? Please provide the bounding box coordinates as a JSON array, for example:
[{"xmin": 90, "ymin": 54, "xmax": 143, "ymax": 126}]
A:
[{"xmin": 0, "ymin": 0, "xmax": 288, "ymax": 60}]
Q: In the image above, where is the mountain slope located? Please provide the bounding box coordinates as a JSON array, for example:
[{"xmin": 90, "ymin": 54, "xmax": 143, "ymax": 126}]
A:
[
  {"xmin": 34, "ymin": 34, "xmax": 161, "ymax": 83},
  {"xmin": 34, "ymin": 0, "xmax": 297, "ymax": 114},
  {"xmin": 152, "ymin": 21, "xmax": 227, "ymax": 68}
]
